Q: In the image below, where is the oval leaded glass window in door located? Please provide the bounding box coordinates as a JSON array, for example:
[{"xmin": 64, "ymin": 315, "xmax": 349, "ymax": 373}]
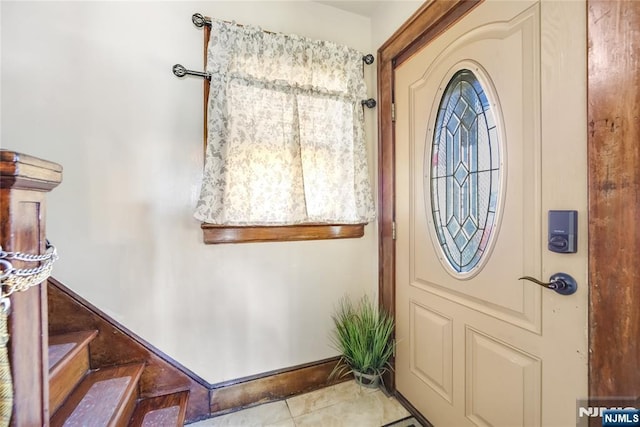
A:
[{"xmin": 428, "ymin": 67, "xmax": 503, "ymax": 276}]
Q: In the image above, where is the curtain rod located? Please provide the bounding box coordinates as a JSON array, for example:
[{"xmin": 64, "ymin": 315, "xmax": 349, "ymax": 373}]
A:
[
  {"xmin": 171, "ymin": 63, "xmax": 377, "ymax": 108},
  {"xmin": 173, "ymin": 64, "xmax": 210, "ymax": 81},
  {"xmin": 191, "ymin": 13, "xmax": 375, "ymax": 65}
]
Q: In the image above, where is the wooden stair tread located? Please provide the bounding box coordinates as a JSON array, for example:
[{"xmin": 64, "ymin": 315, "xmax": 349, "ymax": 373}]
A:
[
  {"xmin": 50, "ymin": 363, "xmax": 145, "ymax": 427},
  {"xmin": 49, "ymin": 330, "xmax": 99, "ymax": 415},
  {"xmin": 49, "ymin": 330, "xmax": 98, "ymax": 376},
  {"xmin": 128, "ymin": 391, "xmax": 189, "ymax": 427}
]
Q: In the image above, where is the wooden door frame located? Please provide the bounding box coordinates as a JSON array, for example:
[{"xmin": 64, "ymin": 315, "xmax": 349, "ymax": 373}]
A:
[{"xmin": 377, "ymin": 0, "xmax": 640, "ymax": 410}]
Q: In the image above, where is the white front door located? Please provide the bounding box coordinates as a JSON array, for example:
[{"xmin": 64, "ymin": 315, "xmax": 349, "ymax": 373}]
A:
[{"xmin": 394, "ymin": 1, "xmax": 587, "ymax": 426}]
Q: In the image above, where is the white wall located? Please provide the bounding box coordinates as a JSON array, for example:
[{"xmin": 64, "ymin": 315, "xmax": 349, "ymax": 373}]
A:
[
  {"xmin": 0, "ymin": 1, "xmax": 377, "ymax": 384},
  {"xmin": 370, "ymin": 0, "xmax": 423, "ymax": 49}
]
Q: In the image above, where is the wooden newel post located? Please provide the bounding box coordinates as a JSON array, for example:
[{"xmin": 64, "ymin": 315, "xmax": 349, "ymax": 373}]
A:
[{"xmin": 0, "ymin": 150, "xmax": 62, "ymax": 426}]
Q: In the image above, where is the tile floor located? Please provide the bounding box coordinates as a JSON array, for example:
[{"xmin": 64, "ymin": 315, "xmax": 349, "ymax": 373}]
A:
[{"xmin": 188, "ymin": 380, "xmax": 412, "ymax": 427}]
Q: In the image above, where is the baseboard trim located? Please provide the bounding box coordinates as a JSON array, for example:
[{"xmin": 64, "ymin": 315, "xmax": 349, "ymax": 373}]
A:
[
  {"xmin": 209, "ymin": 356, "xmax": 348, "ymax": 416},
  {"xmin": 394, "ymin": 392, "xmax": 434, "ymax": 427}
]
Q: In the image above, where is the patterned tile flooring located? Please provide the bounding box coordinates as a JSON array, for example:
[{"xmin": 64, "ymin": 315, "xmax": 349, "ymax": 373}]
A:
[{"xmin": 188, "ymin": 380, "xmax": 411, "ymax": 427}]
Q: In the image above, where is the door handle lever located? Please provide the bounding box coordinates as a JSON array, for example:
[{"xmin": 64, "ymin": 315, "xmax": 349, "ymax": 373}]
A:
[{"xmin": 518, "ymin": 273, "xmax": 577, "ymax": 295}]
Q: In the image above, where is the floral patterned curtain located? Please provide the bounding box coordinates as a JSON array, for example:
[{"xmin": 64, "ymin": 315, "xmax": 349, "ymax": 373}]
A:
[{"xmin": 194, "ymin": 19, "xmax": 376, "ymax": 226}]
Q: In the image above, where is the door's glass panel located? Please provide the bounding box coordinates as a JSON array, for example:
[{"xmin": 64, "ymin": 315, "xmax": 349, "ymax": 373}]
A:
[{"xmin": 429, "ymin": 69, "xmax": 501, "ymax": 275}]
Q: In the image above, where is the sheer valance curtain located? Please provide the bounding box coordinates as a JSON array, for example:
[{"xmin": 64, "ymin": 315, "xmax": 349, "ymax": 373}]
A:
[{"xmin": 194, "ymin": 19, "xmax": 376, "ymax": 226}]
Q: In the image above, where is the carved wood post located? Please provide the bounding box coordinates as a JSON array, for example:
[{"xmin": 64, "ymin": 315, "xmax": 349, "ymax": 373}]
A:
[{"xmin": 0, "ymin": 150, "xmax": 62, "ymax": 426}]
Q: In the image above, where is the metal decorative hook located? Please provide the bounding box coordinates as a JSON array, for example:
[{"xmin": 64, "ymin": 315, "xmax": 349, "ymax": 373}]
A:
[{"xmin": 518, "ymin": 273, "xmax": 578, "ymax": 295}]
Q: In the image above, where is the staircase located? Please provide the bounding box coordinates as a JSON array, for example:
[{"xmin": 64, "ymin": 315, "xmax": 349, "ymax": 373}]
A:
[
  {"xmin": 1, "ymin": 151, "xmax": 211, "ymax": 424},
  {"xmin": 48, "ymin": 328, "xmax": 188, "ymax": 426}
]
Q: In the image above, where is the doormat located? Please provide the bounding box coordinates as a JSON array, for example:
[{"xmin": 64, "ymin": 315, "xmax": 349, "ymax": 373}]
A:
[{"xmin": 382, "ymin": 416, "xmax": 422, "ymax": 427}]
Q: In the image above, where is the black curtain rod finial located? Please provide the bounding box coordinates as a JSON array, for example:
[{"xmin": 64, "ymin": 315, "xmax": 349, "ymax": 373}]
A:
[
  {"xmin": 173, "ymin": 64, "xmax": 187, "ymax": 78},
  {"xmin": 192, "ymin": 13, "xmax": 210, "ymax": 28},
  {"xmin": 362, "ymin": 54, "xmax": 374, "ymax": 65},
  {"xmin": 173, "ymin": 63, "xmax": 211, "ymax": 81},
  {"xmin": 362, "ymin": 98, "xmax": 377, "ymax": 109}
]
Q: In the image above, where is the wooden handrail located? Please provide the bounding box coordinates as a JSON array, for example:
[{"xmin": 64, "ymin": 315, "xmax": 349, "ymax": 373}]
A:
[{"xmin": 0, "ymin": 150, "xmax": 62, "ymax": 426}]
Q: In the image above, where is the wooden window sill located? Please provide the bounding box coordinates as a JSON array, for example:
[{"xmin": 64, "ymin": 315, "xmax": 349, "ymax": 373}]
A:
[{"xmin": 201, "ymin": 223, "xmax": 365, "ymax": 244}]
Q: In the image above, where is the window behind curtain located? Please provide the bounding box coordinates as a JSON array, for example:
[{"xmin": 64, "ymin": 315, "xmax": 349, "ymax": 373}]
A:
[{"xmin": 194, "ymin": 19, "xmax": 375, "ymax": 226}]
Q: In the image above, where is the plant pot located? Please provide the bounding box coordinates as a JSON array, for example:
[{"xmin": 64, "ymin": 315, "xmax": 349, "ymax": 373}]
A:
[{"xmin": 353, "ymin": 370, "xmax": 380, "ymax": 389}]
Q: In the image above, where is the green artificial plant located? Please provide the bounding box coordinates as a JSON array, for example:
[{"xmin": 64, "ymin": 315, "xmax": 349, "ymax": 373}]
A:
[{"xmin": 329, "ymin": 295, "xmax": 395, "ymax": 386}]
